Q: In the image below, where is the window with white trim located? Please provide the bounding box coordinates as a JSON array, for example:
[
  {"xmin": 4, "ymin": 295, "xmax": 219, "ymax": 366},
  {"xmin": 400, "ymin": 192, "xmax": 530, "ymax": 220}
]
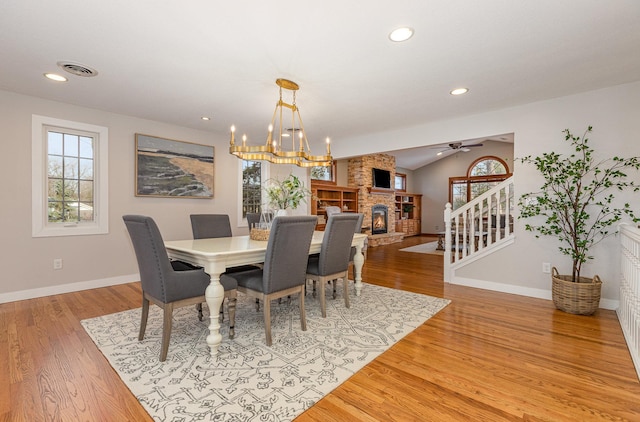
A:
[
  {"xmin": 32, "ymin": 115, "xmax": 109, "ymax": 237},
  {"xmin": 237, "ymin": 159, "xmax": 269, "ymax": 226}
]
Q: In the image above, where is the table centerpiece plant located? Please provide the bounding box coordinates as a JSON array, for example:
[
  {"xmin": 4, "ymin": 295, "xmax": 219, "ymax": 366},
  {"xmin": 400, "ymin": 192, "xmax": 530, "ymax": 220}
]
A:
[{"xmin": 264, "ymin": 174, "xmax": 312, "ymax": 214}]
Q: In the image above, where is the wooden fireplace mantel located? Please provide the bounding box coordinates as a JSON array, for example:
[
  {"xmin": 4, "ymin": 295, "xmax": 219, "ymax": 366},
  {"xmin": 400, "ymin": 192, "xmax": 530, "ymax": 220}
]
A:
[{"xmin": 368, "ymin": 187, "xmax": 395, "ymax": 194}]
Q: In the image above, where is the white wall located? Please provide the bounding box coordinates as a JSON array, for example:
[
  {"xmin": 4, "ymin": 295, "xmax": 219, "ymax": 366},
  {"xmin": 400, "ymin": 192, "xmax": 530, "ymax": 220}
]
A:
[
  {"xmin": 336, "ymin": 81, "xmax": 640, "ymax": 304},
  {"xmin": 0, "ymin": 90, "xmax": 309, "ymax": 302}
]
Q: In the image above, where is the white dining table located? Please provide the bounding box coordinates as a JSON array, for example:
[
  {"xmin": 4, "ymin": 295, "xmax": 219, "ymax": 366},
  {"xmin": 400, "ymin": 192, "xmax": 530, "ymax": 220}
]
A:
[{"xmin": 164, "ymin": 231, "xmax": 367, "ymax": 357}]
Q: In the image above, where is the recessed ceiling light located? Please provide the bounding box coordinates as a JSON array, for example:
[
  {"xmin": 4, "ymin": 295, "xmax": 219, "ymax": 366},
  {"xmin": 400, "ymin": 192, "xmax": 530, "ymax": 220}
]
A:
[
  {"xmin": 450, "ymin": 88, "xmax": 469, "ymax": 96},
  {"xmin": 201, "ymin": 116, "xmax": 211, "ymax": 121},
  {"xmin": 389, "ymin": 27, "xmax": 414, "ymax": 42},
  {"xmin": 44, "ymin": 73, "xmax": 68, "ymax": 82},
  {"xmin": 436, "ymin": 151, "xmax": 443, "ymax": 156}
]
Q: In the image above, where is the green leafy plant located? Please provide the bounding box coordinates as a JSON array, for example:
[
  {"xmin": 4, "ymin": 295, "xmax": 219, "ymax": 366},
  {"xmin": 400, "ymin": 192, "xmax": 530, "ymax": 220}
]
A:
[
  {"xmin": 264, "ymin": 174, "xmax": 312, "ymax": 210},
  {"xmin": 518, "ymin": 126, "xmax": 640, "ymax": 282}
]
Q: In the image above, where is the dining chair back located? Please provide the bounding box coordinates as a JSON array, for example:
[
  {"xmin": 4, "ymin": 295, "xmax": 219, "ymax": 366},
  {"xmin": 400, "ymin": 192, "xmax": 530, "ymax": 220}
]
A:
[
  {"xmin": 220, "ymin": 215, "xmax": 317, "ymax": 346},
  {"xmin": 324, "ymin": 206, "xmax": 342, "ymax": 217},
  {"xmin": 123, "ymin": 214, "xmax": 237, "ymax": 361},
  {"xmin": 190, "ymin": 214, "xmax": 232, "ymax": 239},
  {"xmin": 246, "ymin": 212, "xmax": 261, "ymax": 230},
  {"xmin": 306, "ymin": 213, "xmax": 359, "ymax": 317}
]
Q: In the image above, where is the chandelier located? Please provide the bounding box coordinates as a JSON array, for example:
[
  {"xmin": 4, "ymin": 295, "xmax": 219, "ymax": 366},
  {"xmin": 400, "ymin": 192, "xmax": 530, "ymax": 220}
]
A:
[{"xmin": 229, "ymin": 78, "xmax": 332, "ymax": 167}]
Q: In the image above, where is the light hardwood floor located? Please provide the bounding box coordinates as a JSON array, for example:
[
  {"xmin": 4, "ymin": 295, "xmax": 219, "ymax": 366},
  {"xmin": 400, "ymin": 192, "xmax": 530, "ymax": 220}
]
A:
[{"xmin": 2, "ymin": 236, "xmax": 639, "ymax": 421}]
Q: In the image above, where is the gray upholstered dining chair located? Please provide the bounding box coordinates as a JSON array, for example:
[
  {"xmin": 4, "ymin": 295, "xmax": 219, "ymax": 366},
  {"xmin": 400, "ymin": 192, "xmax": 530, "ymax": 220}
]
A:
[
  {"xmin": 324, "ymin": 206, "xmax": 342, "ymax": 217},
  {"xmin": 306, "ymin": 213, "xmax": 359, "ymax": 317},
  {"xmin": 220, "ymin": 216, "xmax": 317, "ymax": 346},
  {"xmin": 190, "ymin": 214, "xmax": 232, "ymax": 239},
  {"xmin": 123, "ymin": 215, "xmax": 237, "ymax": 362},
  {"xmin": 246, "ymin": 212, "xmax": 261, "ymax": 230}
]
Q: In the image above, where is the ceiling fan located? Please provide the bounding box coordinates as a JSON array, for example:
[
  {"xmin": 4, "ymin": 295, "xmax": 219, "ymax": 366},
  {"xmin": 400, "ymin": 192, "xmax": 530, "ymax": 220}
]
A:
[{"xmin": 431, "ymin": 141, "xmax": 484, "ymax": 155}]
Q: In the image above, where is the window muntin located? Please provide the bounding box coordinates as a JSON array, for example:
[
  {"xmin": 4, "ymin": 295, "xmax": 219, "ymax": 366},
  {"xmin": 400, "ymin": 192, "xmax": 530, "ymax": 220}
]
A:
[{"xmin": 32, "ymin": 115, "xmax": 108, "ymax": 237}]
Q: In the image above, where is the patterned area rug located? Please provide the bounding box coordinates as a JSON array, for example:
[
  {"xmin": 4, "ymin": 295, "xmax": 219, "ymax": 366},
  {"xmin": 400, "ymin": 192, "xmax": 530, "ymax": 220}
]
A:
[
  {"xmin": 399, "ymin": 241, "xmax": 444, "ymax": 255},
  {"xmin": 81, "ymin": 283, "xmax": 450, "ymax": 421}
]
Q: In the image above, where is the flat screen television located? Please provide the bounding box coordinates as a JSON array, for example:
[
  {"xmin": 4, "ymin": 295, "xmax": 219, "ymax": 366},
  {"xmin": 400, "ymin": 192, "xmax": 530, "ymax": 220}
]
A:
[{"xmin": 372, "ymin": 168, "xmax": 391, "ymax": 189}]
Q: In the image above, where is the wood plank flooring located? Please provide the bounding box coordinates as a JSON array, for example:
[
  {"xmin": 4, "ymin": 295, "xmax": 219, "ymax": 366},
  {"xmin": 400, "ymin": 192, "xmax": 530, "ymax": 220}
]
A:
[{"xmin": 2, "ymin": 235, "xmax": 639, "ymax": 421}]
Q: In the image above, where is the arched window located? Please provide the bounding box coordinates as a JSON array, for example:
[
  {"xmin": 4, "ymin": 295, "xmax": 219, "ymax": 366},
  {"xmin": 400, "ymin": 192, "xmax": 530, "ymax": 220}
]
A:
[{"xmin": 449, "ymin": 156, "xmax": 511, "ymax": 209}]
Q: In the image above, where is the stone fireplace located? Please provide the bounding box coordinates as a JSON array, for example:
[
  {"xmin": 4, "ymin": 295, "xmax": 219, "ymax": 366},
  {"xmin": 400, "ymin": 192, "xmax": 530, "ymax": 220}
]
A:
[
  {"xmin": 347, "ymin": 154, "xmax": 404, "ymax": 246},
  {"xmin": 372, "ymin": 204, "xmax": 388, "ymax": 234}
]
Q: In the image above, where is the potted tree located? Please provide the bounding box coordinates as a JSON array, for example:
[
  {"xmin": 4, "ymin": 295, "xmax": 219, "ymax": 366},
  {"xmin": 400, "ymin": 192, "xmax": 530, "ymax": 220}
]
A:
[{"xmin": 518, "ymin": 126, "xmax": 640, "ymax": 315}]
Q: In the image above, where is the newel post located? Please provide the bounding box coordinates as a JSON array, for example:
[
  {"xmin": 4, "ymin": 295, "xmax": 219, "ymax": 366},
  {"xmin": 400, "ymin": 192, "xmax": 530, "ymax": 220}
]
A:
[{"xmin": 444, "ymin": 203, "xmax": 452, "ymax": 282}]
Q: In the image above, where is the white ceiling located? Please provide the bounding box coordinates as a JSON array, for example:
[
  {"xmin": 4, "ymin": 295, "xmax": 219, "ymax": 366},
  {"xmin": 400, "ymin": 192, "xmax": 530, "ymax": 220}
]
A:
[{"xmin": 1, "ymin": 1, "xmax": 639, "ymax": 169}]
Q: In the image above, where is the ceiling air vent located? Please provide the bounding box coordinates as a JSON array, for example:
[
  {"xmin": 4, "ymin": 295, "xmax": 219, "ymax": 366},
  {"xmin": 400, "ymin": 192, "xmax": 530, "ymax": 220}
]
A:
[{"xmin": 57, "ymin": 61, "xmax": 98, "ymax": 77}]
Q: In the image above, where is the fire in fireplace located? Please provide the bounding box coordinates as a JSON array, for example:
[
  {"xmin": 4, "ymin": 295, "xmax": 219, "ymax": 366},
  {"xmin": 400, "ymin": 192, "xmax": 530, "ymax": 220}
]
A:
[{"xmin": 372, "ymin": 204, "xmax": 388, "ymax": 234}]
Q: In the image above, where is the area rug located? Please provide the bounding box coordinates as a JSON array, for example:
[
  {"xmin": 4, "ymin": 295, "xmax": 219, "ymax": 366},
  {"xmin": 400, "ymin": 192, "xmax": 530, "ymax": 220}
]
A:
[
  {"xmin": 399, "ymin": 241, "xmax": 444, "ymax": 255},
  {"xmin": 81, "ymin": 283, "xmax": 449, "ymax": 422}
]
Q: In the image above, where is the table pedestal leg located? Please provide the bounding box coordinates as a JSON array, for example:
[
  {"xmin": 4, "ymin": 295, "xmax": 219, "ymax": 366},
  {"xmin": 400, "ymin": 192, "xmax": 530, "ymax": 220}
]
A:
[
  {"xmin": 205, "ymin": 272, "xmax": 224, "ymax": 357},
  {"xmin": 353, "ymin": 243, "xmax": 364, "ymax": 296}
]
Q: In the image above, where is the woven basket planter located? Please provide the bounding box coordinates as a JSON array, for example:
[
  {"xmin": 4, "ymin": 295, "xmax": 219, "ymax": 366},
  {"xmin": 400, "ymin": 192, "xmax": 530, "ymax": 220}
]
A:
[
  {"xmin": 250, "ymin": 228, "xmax": 270, "ymax": 241},
  {"xmin": 551, "ymin": 267, "xmax": 602, "ymax": 315}
]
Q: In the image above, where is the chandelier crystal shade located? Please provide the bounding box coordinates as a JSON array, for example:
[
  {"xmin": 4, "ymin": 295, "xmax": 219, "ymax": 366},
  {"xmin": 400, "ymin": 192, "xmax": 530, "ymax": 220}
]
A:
[{"xmin": 229, "ymin": 78, "xmax": 333, "ymax": 167}]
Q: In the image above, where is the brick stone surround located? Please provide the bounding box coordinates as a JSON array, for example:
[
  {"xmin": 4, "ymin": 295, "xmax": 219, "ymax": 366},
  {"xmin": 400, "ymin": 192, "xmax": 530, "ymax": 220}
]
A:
[{"xmin": 347, "ymin": 154, "xmax": 404, "ymax": 246}]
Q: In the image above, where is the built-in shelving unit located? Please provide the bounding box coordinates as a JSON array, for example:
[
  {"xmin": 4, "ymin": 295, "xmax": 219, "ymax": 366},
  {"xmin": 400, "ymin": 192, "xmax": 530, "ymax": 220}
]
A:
[
  {"xmin": 395, "ymin": 193, "xmax": 422, "ymax": 236},
  {"xmin": 311, "ymin": 183, "xmax": 359, "ymax": 230}
]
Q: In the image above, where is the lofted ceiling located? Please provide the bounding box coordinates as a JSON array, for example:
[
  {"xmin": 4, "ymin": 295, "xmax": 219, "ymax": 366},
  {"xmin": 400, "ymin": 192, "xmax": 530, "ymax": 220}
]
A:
[{"xmin": 1, "ymin": 1, "xmax": 639, "ymax": 169}]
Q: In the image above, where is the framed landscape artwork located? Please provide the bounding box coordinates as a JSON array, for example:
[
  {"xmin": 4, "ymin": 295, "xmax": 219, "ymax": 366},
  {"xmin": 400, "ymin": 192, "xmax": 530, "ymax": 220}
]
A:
[{"xmin": 135, "ymin": 134, "xmax": 214, "ymax": 198}]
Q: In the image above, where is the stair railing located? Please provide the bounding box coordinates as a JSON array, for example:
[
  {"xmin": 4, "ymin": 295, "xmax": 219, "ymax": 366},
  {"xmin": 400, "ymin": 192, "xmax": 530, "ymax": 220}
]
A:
[{"xmin": 444, "ymin": 177, "xmax": 515, "ymax": 281}]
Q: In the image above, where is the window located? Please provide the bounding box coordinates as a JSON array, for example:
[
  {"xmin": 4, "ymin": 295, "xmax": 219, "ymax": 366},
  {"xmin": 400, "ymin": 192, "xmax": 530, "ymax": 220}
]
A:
[
  {"xmin": 395, "ymin": 172, "xmax": 406, "ymax": 191},
  {"xmin": 310, "ymin": 161, "xmax": 336, "ymax": 185},
  {"xmin": 239, "ymin": 160, "xmax": 268, "ymax": 224},
  {"xmin": 32, "ymin": 115, "xmax": 108, "ymax": 237},
  {"xmin": 449, "ymin": 156, "xmax": 510, "ymax": 209}
]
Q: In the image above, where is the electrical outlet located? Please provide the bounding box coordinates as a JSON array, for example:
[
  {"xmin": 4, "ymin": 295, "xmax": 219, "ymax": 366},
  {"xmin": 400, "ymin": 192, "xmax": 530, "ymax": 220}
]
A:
[
  {"xmin": 542, "ymin": 262, "xmax": 551, "ymax": 273},
  {"xmin": 53, "ymin": 258, "xmax": 63, "ymax": 270},
  {"xmin": 435, "ymin": 225, "xmax": 439, "ymax": 230}
]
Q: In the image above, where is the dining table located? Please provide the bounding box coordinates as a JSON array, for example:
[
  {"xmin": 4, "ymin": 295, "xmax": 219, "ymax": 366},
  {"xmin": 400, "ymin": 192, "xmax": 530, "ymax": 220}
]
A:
[{"xmin": 164, "ymin": 231, "xmax": 368, "ymax": 357}]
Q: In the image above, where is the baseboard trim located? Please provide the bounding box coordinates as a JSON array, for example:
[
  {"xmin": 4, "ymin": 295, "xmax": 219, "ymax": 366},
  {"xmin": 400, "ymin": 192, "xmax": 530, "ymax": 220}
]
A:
[
  {"xmin": 0, "ymin": 274, "xmax": 139, "ymax": 304},
  {"xmin": 450, "ymin": 276, "xmax": 619, "ymax": 311}
]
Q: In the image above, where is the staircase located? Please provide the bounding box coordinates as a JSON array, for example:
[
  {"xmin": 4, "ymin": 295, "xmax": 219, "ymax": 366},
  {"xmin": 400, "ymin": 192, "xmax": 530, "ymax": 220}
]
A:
[{"xmin": 443, "ymin": 177, "xmax": 515, "ymax": 282}]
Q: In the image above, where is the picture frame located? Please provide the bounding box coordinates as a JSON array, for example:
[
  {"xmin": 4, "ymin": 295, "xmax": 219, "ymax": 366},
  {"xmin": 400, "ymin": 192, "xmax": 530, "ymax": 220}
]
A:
[
  {"xmin": 135, "ymin": 134, "xmax": 214, "ymax": 198},
  {"xmin": 310, "ymin": 161, "xmax": 337, "ymax": 185}
]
